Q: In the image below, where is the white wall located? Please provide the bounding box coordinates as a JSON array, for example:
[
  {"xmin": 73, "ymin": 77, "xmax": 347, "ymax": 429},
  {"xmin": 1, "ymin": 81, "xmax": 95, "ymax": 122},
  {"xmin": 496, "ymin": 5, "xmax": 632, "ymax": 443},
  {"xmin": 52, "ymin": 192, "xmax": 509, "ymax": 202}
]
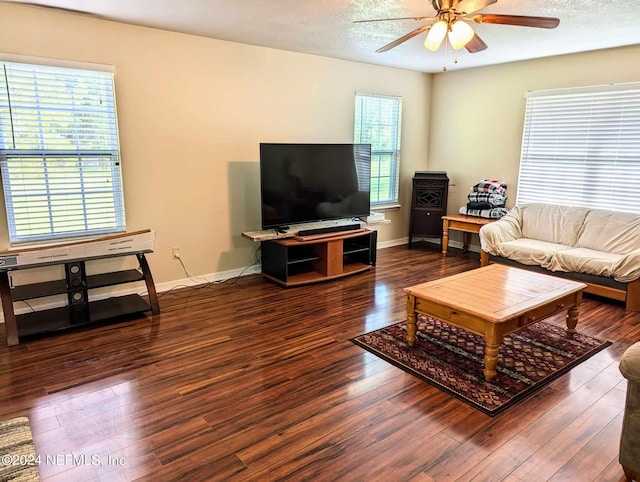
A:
[{"xmin": 0, "ymin": 3, "xmax": 431, "ymax": 286}]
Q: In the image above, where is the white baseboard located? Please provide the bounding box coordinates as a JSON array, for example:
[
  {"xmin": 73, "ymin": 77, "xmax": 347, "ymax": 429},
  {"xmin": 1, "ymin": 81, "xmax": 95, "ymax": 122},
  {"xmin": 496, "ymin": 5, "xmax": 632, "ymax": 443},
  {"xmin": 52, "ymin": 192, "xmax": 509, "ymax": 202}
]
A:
[
  {"xmin": 377, "ymin": 237, "xmax": 409, "ymax": 249},
  {"xmin": 154, "ymin": 265, "xmax": 262, "ymax": 293},
  {"xmin": 0, "ymin": 264, "xmax": 263, "ymax": 324},
  {"xmin": 414, "ymin": 237, "xmax": 481, "ymax": 253}
]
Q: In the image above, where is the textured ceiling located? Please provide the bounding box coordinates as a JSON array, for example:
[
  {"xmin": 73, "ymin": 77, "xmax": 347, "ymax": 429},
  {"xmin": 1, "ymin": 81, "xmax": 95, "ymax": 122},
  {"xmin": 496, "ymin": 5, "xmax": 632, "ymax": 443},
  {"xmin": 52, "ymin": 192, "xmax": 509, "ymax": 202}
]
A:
[{"xmin": 5, "ymin": 0, "xmax": 640, "ymax": 73}]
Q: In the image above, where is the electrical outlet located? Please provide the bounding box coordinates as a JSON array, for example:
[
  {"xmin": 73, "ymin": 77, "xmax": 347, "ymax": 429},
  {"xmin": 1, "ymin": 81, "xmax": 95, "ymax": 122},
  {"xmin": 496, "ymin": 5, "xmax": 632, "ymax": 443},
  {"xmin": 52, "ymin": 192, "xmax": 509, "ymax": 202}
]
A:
[{"xmin": 172, "ymin": 247, "xmax": 180, "ymax": 259}]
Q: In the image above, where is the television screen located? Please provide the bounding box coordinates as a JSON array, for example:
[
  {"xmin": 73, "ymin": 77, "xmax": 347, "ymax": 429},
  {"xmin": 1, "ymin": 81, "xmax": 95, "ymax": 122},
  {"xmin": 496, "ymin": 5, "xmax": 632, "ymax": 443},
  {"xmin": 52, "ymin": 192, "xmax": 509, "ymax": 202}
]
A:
[{"xmin": 260, "ymin": 143, "xmax": 371, "ymax": 230}]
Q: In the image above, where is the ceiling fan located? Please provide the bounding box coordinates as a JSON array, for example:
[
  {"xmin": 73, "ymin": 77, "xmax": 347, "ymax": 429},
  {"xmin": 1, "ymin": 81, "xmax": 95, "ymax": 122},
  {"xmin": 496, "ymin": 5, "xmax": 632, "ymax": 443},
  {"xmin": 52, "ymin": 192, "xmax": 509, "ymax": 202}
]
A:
[{"xmin": 355, "ymin": 0, "xmax": 559, "ymax": 55}]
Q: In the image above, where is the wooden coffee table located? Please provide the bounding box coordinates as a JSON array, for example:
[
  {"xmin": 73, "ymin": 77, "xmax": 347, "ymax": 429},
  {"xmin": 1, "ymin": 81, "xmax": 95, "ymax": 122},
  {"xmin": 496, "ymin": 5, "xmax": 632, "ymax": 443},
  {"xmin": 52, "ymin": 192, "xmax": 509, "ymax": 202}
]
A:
[{"xmin": 404, "ymin": 264, "xmax": 587, "ymax": 382}]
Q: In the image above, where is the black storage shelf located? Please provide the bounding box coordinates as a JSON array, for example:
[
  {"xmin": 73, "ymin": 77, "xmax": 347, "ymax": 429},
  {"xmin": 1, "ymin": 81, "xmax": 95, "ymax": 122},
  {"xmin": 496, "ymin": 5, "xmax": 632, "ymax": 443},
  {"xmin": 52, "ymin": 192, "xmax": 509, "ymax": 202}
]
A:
[
  {"xmin": 0, "ymin": 251, "xmax": 159, "ymax": 346},
  {"xmin": 11, "ymin": 279, "xmax": 67, "ymax": 301},
  {"xmin": 11, "ymin": 269, "xmax": 145, "ymax": 301},
  {"xmin": 288, "ymin": 256, "xmax": 322, "ymax": 265},
  {"xmin": 87, "ymin": 270, "xmax": 145, "ymax": 289},
  {"xmin": 343, "ymin": 247, "xmax": 370, "ymax": 256},
  {"xmin": 16, "ymin": 294, "xmax": 151, "ymax": 338},
  {"xmin": 287, "ymin": 245, "xmax": 321, "ymax": 265}
]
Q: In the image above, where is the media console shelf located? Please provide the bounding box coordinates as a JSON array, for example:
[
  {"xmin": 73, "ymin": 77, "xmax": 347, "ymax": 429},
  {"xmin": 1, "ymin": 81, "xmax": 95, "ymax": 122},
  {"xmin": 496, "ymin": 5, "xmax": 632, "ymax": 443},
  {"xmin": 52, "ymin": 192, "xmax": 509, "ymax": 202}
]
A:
[
  {"xmin": 0, "ymin": 230, "xmax": 159, "ymax": 346},
  {"xmin": 260, "ymin": 229, "xmax": 377, "ymax": 286}
]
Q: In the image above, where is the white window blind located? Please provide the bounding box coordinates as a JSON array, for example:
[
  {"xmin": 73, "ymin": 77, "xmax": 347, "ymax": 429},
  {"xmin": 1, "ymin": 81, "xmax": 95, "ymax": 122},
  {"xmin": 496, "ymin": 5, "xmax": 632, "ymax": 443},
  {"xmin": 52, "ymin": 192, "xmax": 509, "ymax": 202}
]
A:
[
  {"xmin": 517, "ymin": 83, "xmax": 640, "ymax": 213},
  {"xmin": 354, "ymin": 93, "xmax": 402, "ymax": 206},
  {"xmin": 0, "ymin": 61, "xmax": 126, "ymax": 244}
]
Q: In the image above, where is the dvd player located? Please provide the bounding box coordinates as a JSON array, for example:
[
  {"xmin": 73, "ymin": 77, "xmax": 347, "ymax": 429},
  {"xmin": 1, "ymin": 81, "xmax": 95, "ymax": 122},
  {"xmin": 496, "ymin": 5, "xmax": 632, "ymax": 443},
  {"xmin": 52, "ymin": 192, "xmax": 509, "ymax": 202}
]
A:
[{"xmin": 297, "ymin": 223, "xmax": 361, "ymax": 237}]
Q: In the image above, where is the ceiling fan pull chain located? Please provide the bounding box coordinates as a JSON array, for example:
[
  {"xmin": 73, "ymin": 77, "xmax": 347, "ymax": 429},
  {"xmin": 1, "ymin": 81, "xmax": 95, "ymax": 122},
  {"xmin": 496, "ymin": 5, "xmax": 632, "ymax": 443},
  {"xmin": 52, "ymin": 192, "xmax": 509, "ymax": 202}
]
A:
[
  {"xmin": 453, "ymin": 39, "xmax": 459, "ymax": 65},
  {"xmin": 442, "ymin": 38, "xmax": 449, "ymax": 71}
]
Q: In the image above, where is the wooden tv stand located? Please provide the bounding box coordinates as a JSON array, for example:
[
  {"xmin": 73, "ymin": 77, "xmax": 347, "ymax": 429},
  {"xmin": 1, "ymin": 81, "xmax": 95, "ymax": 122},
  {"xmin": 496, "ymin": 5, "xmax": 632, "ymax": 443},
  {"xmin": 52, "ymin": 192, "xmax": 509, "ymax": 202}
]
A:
[{"xmin": 260, "ymin": 229, "xmax": 377, "ymax": 286}]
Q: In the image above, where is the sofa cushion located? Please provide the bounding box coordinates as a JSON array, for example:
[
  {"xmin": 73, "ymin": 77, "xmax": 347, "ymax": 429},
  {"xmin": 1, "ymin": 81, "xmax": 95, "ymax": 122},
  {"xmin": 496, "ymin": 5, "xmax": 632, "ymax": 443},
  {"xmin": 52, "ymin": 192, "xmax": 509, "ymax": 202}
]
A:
[
  {"xmin": 614, "ymin": 249, "xmax": 640, "ymax": 283},
  {"xmin": 519, "ymin": 203, "xmax": 589, "ymax": 246},
  {"xmin": 479, "ymin": 210, "xmax": 522, "ymax": 255},
  {"xmin": 494, "ymin": 238, "xmax": 570, "ymax": 266},
  {"xmin": 577, "ymin": 209, "xmax": 640, "ymax": 254},
  {"xmin": 544, "ymin": 247, "xmax": 623, "ymax": 278}
]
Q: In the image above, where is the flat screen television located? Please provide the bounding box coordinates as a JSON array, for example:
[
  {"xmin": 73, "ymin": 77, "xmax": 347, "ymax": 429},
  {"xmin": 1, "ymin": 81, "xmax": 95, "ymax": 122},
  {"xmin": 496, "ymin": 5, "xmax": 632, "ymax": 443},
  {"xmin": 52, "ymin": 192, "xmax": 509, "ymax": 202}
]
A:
[{"xmin": 260, "ymin": 143, "xmax": 371, "ymax": 230}]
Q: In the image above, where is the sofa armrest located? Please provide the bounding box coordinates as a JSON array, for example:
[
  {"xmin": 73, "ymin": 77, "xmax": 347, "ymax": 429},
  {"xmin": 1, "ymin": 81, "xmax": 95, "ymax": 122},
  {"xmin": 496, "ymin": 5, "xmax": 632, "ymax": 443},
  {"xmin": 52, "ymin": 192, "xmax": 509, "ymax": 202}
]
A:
[
  {"xmin": 479, "ymin": 208, "xmax": 523, "ymax": 255},
  {"xmin": 614, "ymin": 248, "xmax": 640, "ymax": 283}
]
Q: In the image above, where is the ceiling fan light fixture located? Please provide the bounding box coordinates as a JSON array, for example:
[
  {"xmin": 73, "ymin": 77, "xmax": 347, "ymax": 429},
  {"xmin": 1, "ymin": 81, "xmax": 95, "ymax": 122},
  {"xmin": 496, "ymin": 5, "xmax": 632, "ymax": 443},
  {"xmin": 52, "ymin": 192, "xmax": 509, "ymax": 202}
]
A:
[
  {"xmin": 448, "ymin": 20, "xmax": 475, "ymax": 50},
  {"xmin": 424, "ymin": 20, "xmax": 447, "ymax": 51}
]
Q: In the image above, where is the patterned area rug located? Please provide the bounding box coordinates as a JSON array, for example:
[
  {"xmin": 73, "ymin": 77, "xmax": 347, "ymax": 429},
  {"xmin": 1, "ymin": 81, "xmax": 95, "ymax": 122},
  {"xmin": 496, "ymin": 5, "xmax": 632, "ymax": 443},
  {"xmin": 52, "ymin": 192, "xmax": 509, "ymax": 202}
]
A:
[
  {"xmin": 352, "ymin": 316, "xmax": 611, "ymax": 416},
  {"xmin": 0, "ymin": 417, "xmax": 40, "ymax": 481}
]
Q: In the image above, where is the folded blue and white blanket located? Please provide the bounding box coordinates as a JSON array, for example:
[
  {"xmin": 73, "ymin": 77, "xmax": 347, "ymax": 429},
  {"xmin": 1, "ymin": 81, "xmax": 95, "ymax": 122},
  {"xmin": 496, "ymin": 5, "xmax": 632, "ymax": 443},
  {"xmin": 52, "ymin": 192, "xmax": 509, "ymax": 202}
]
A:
[
  {"xmin": 467, "ymin": 192, "xmax": 507, "ymax": 205},
  {"xmin": 459, "ymin": 206, "xmax": 508, "ymax": 219}
]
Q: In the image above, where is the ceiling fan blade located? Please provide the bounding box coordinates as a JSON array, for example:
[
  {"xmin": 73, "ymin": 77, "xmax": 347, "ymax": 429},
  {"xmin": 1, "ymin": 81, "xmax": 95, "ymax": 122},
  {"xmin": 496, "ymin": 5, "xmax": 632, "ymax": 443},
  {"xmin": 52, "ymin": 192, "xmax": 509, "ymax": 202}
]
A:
[
  {"xmin": 354, "ymin": 16, "xmax": 434, "ymax": 24},
  {"xmin": 470, "ymin": 13, "xmax": 560, "ymax": 29},
  {"xmin": 465, "ymin": 33, "xmax": 488, "ymax": 53},
  {"xmin": 453, "ymin": 0, "xmax": 497, "ymax": 15},
  {"xmin": 376, "ymin": 25, "xmax": 431, "ymax": 53}
]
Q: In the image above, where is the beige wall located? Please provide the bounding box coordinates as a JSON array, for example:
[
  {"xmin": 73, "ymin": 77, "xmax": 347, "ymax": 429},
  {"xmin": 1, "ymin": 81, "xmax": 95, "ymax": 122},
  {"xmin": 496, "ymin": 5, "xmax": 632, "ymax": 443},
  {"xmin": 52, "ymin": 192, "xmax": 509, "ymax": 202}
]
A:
[
  {"xmin": 428, "ymin": 45, "xmax": 640, "ymax": 218},
  {"xmin": 0, "ymin": 3, "xmax": 431, "ymax": 286}
]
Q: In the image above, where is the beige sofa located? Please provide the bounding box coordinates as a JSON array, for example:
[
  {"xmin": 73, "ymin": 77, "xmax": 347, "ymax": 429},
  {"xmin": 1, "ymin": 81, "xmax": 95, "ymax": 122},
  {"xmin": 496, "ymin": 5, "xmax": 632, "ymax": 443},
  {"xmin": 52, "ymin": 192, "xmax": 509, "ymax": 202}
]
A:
[{"xmin": 479, "ymin": 203, "xmax": 640, "ymax": 311}]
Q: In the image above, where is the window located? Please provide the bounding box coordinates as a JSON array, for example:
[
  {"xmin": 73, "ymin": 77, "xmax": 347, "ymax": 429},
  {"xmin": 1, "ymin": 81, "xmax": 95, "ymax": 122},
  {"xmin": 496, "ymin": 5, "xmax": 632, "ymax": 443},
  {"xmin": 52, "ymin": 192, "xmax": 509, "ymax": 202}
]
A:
[
  {"xmin": 517, "ymin": 83, "xmax": 640, "ymax": 213},
  {"xmin": 354, "ymin": 93, "xmax": 402, "ymax": 207},
  {"xmin": 0, "ymin": 61, "xmax": 125, "ymax": 245}
]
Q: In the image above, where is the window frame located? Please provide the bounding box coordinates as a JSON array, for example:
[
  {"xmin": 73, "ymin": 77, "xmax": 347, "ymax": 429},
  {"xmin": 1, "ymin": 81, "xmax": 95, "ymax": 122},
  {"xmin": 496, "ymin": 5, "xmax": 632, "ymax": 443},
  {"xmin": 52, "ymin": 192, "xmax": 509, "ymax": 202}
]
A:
[
  {"xmin": 0, "ymin": 60, "xmax": 126, "ymax": 245},
  {"xmin": 517, "ymin": 82, "xmax": 640, "ymax": 214},
  {"xmin": 354, "ymin": 92, "xmax": 403, "ymax": 208}
]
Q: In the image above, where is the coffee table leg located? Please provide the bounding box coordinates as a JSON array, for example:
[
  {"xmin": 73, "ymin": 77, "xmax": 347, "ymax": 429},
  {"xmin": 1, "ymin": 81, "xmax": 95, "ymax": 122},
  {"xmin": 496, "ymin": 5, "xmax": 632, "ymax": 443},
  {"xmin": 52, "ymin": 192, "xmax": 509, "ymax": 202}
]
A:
[
  {"xmin": 407, "ymin": 312, "xmax": 418, "ymax": 347},
  {"xmin": 483, "ymin": 326, "xmax": 503, "ymax": 382},
  {"xmin": 565, "ymin": 305, "xmax": 579, "ymax": 339},
  {"xmin": 483, "ymin": 341, "xmax": 500, "ymax": 382},
  {"xmin": 406, "ymin": 294, "xmax": 417, "ymax": 346}
]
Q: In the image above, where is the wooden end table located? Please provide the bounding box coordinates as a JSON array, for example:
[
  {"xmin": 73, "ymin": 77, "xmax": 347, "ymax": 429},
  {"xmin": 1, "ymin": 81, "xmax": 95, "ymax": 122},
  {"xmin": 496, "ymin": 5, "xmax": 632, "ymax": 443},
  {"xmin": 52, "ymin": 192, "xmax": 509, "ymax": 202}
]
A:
[
  {"xmin": 441, "ymin": 214, "xmax": 496, "ymax": 256},
  {"xmin": 404, "ymin": 264, "xmax": 586, "ymax": 382}
]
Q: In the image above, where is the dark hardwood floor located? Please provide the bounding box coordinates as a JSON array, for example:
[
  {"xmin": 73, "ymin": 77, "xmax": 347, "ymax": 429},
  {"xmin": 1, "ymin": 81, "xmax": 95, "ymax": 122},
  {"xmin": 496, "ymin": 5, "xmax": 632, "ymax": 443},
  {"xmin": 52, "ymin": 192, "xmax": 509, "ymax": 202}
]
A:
[{"xmin": 1, "ymin": 243, "xmax": 638, "ymax": 481}]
